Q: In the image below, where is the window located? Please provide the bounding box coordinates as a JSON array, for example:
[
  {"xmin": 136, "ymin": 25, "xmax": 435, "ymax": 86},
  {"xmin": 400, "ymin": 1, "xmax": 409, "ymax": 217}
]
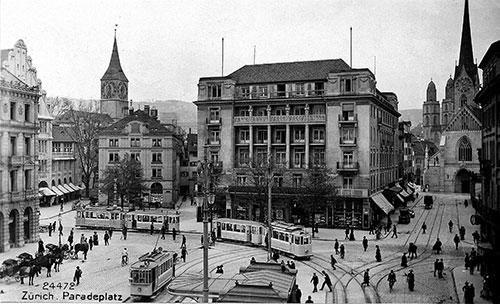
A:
[
  {"xmin": 109, "ymin": 153, "xmax": 119, "ymax": 163},
  {"xmin": 130, "ymin": 138, "xmax": 141, "ymax": 147},
  {"xmin": 293, "ymin": 148, "xmax": 305, "ymax": 168},
  {"xmin": 210, "ymin": 152, "xmax": 219, "ymax": 163},
  {"xmin": 460, "ymin": 94, "xmax": 467, "ymax": 107},
  {"xmin": 341, "ymin": 103, "xmax": 355, "ymax": 120},
  {"xmin": 277, "ymin": 84, "xmax": 286, "ymax": 97},
  {"xmin": 24, "ymin": 170, "xmax": 32, "ymax": 189},
  {"xmin": 63, "ymin": 143, "xmax": 72, "ymax": 152},
  {"xmin": 208, "ymin": 84, "xmax": 222, "ymax": 99},
  {"xmin": 343, "ymin": 152, "xmax": 354, "ymax": 165},
  {"xmin": 345, "ymin": 79, "xmax": 352, "ymax": 92},
  {"xmin": 255, "ymin": 148, "xmax": 267, "ymax": 164},
  {"xmin": 312, "ymin": 128, "xmax": 325, "ymax": 142},
  {"xmin": 152, "ymin": 152, "xmax": 162, "ymax": 163},
  {"xmin": 293, "ymin": 128, "xmax": 305, "ymax": 142},
  {"xmin": 130, "ymin": 153, "xmax": 139, "ymax": 161},
  {"xmin": 152, "ymin": 139, "xmax": 162, "ymax": 147},
  {"xmin": 24, "ymin": 104, "xmax": 30, "ymax": 122},
  {"xmin": 237, "ymin": 107, "xmax": 249, "ymax": 116},
  {"xmin": 258, "ymin": 86, "xmax": 268, "ymax": 98},
  {"xmin": 210, "ymin": 130, "xmax": 220, "ymax": 143},
  {"xmin": 239, "ymin": 129, "xmax": 250, "ymax": 143},
  {"xmin": 10, "ymin": 170, "xmax": 17, "ymax": 192},
  {"xmin": 109, "ymin": 139, "xmax": 119, "ymax": 147},
  {"xmin": 343, "ymin": 177, "xmax": 353, "ymax": 189},
  {"xmin": 152, "ymin": 168, "xmax": 162, "ymax": 178},
  {"xmin": 10, "ymin": 137, "xmax": 16, "ymax": 156},
  {"xmin": 314, "ymin": 82, "xmax": 324, "ymax": 95},
  {"xmin": 238, "ymin": 148, "xmax": 249, "ymax": 165},
  {"xmin": 131, "ymin": 123, "xmax": 140, "ymax": 134},
  {"xmin": 311, "ymin": 148, "xmax": 325, "ymax": 165},
  {"xmin": 10, "ymin": 102, "xmax": 16, "ymax": 120},
  {"xmin": 24, "ymin": 137, "xmax": 31, "ymax": 155},
  {"xmin": 189, "ymin": 161, "xmax": 198, "ymax": 167},
  {"xmin": 293, "ymin": 174, "xmax": 303, "ymax": 188},
  {"xmin": 236, "ymin": 175, "xmax": 247, "ymax": 185},
  {"xmin": 256, "ymin": 129, "xmax": 267, "ymax": 144},
  {"xmin": 209, "ymin": 108, "xmax": 220, "ymax": 122},
  {"xmin": 274, "ymin": 148, "xmax": 286, "ymax": 165},
  {"xmin": 273, "ymin": 174, "xmax": 283, "ymax": 187},
  {"xmin": 274, "ymin": 129, "xmax": 285, "ymax": 143},
  {"xmin": 53, "ymin": 142, "xmax": 61, "ymax": 152},
  {"xmin": 295, "ymin": 83, "xmax": 305, "ymax": 95},
  {"xmin": 341, "ymin": 128, "xmax": 356, "ymax": 143},
  {"xmin": 458, "ymin": 136, "xmax": 472, "ymax": 161},
  {"xmin": 241, "ymin": 86, "xmax": 250, "ymax": 98},
  {"xmin": 293, "ymin": 106, "xmax": 305, "ymax": 115},
  {"xmin": 180, "ymin": 171, "xmax": 189, "ymax": 177},
  {"xmin": 273, "ymin": 107, "xmax": 286, "ymax": 116}
]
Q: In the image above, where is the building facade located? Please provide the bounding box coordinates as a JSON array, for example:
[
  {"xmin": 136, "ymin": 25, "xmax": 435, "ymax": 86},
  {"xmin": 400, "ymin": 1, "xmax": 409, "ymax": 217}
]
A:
[
  {"xmin": 0, "ymin": 39, "xmax": 41, "ymax": 252},
  {"xmin": 98, "ymin": 107, "xmax": 184, "ymax": 208},
  {"xmin": 422, "ymin": 0, "xmax": 482, "ymax": 193},
  {"xmin": 475, "ymin": 40, "xmax": 500, "ymax": 293},
  {"xmin": 179, "ymin": 131, "xmax": 198, "ymax": 197},
  {"xmin": 36, "ymin": 92, "xmax": 56, "ymax": 206},
  {"xmin": 398, "ymin": 121, "xmax": 413, "ymax": 181},
  {"xmin": 195, "ymin": 59, "xmax": 401, "ymax": 229}
]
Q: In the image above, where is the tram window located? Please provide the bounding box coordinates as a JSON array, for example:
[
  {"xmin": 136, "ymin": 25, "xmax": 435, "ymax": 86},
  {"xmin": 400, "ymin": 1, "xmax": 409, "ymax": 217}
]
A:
[
  {"xmin": 222, "ymin": 223, "xmax": 226, "ymax": 230},
  {"xmin": 234, "ymin": 224, "xmax": 240, "ymax": 232},
  {"xmin": 273, "ymin": 231, "xmax": 279, "ymax": 239},
  {"xmin": 143, "ymin": 215, "xmax": 150, "ymax": 222},
  {"xmin": 137, "ymin": 215, "xmax": 143, "ymax": 222},
  {"xmin": 259, "ymin": 227, "xmax": 263, "ymax": 234},
  {"xmin": 151, "ymin": 216, "xmax": 157, "ymax": 222},
  {"xmin": 227, "ymin": 224, "xmax": 232, "ymax": 231},
  {"xmin": 251, "ymin": 227, "xmax": 256, "ymax": 233},
  {"xmin": 242, "ymin": 225, "xmax": 246, "ymax": 233},
  {"xmin": 304, "ymin": 237, "xmax": 309, "ymax": 244},
  {"xmin": 290, "ymin": 235, "xmax": 294, "ymax": 243},
  {"xmin": 285, "ymin": 234, "xmax": 289, "ymax": 242}
]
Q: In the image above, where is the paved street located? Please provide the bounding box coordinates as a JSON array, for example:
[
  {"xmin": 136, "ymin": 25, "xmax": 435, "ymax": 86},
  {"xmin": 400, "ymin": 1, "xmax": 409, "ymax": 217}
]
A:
[{"xmin": 0, "ymin": 192, "xmax": 491, "ymax": 303}]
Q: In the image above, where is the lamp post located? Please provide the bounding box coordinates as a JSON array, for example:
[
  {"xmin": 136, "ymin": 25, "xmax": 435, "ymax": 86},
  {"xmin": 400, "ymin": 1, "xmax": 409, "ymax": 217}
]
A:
[
  {"xmin": 58, "ymin": 215, "xmax": 62, "ymax": 247},
  {"xmin": 113, "ymin": 178, "xmax": 118, "ymax": 208}
]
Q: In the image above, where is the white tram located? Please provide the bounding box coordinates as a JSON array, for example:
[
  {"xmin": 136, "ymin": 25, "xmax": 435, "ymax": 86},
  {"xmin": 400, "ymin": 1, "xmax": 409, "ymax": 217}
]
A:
[
  {"xmin": 129, "ymin": 248, "xmax": 174, "ymax": 297},
  {"xmin": 75, "ymin": 206, "xmax": 180, "ymax": 232},
  {"xmin": 214, "ymin": 218, "xmax": 312, "ymax": 259}
]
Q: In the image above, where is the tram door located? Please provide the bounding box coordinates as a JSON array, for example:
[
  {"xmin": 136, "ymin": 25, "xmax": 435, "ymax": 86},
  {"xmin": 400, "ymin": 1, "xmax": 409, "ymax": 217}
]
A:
[
  {"xmin": 216, "ymin": 222, "xmax": 221, "ymax": 238},
  {"xmin": 246, "ymin": 225, "xmax": 251, "ymax": 242},
  {"xmin": 132, "ymin": 215, "xmax": 137, "ymax": 229}
]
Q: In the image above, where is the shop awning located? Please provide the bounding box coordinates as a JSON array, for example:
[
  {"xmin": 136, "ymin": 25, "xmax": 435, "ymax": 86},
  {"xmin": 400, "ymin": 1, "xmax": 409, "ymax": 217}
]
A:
[
  {"xmin": 370, "ymin": 193, "xmax": 395, "ymax": 215},
  {"xmin": 39, "ymin": 187, "xmax": 56, "ymax": 197},
  {"xmin": 68, "ymin": 183, "xmax": 81, "ymax": 191},
  {"xmin": 56, "ymin": 185, "xmax": 70, "ymax": 194},
  {"xmin": 62, "ymin": 184, "xmax": 75, "ymax": 193},
  {"xmin": 396, "ymin": 194, "xmax": 404, "ymax": 203},
  {"xmin": 388, "ymin": 186, "xmax": 403, "ymax": 193},
  {"xmin": 51, "ymin": 186, "xmax": 64, "ymax": 196}
]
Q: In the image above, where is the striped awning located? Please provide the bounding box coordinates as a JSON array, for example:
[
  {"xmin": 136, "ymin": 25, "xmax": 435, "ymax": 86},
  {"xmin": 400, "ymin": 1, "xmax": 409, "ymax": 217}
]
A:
[
  {"xmin": 56, "ymin": 184, "xmax": 70, "ymax": 194},
  {"xmin": 400, "ymin": 189, "xmax": 410, "ymax": 198},
  {"xmin": 39, "ymin": 187, "xmax": 56, "ymax": 197},
  {"xmin": 370, "ymin": 192, "xmax": 395, "ymax": 215},
  {"xmin": 68, "ymin": 183, "xmax": 82, "ymax": 191},
  {"xmin": 62, "ymin": 184, "xmax": 75, "ymax": 193},
  {"xmin": 51, "ymin": 186, "xmax": 64, "ymax": 196}
]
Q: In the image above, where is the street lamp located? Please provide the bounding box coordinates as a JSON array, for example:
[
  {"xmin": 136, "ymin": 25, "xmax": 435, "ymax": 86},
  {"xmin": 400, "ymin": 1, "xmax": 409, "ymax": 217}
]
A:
[
  {"xmin": 58, "ymin": 215, "xmax": 62, "ymax": 247},
  {"xmin": 208, "ymin": 193, "xmax": 215, "ymax": 237}
]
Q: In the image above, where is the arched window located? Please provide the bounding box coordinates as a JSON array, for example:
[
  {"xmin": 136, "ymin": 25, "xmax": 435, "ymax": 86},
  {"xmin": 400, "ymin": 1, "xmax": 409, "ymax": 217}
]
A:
[
  {"xmin": 433, "ymin": 116, "xmax": 438, "ymax": 125},
  {"xmin": 460, "ymin": 94, "xmax": 467, "ymax": 107},
  {"xmin": 425, "ymin": 116, "xmax": 429, "ymax": 126},
  {"xmin": 457, "ymin": 136, "xmax": 472, "ymax": 161}
]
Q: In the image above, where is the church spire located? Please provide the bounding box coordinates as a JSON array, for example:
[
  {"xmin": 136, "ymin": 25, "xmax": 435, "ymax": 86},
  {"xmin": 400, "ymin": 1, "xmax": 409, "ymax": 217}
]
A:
[
  {"xmin": 101, "ymin": 31, "xmax": 128, "ymax": 82},
  {"xmin": 455, "ymin": 0, "xmax": 477, "ymax": 84}
]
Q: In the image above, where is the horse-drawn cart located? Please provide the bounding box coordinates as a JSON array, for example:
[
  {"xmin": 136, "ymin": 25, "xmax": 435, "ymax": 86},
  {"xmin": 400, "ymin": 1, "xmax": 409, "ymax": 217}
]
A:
[
  {"xmin": 0, "ymin": 259, "xmax": 25, "ymax": 282},
  {"xmin": 46, "ymin": 243, "xmax": 70, "ymax": 260}
]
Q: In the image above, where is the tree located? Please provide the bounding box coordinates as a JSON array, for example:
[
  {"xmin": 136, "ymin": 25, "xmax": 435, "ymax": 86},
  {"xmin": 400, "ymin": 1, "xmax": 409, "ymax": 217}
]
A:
[
  {"xmin": 101, "ymin": 154, "xmax": 145, "ymax": 209},
  {"xmin": 302, "ymin": 163, "xmax": 338, "ymax": 237},
  {"xmin": 46, "ymin": 96, "xmax": 73, "ymax": 117}
]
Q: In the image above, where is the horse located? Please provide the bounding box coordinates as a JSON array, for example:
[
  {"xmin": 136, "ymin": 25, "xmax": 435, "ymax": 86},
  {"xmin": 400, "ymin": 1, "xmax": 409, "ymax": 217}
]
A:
[
  {"xmin": 74, "ymin": 243, "xmax": 89, "ymax": 260},
  {"xmin": 32, "ymin": 255, "xmax": 53, "ymax": 277},
  {"xmin": 18, "ymin": 265, "xmax": 40, "ymax": 285}
]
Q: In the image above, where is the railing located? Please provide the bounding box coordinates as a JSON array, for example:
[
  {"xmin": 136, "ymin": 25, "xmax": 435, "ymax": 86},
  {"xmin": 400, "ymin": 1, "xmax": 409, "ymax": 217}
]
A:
[
  {"xmin": 206, "ymin": 117, "xmax": 222, "ymax": 124},
  {"xmin": 339, "ymin": 138, "xmax": 357, "ymax": 146},
  {"xmin": 339, "ymin": 188, "xmax": 368, "ymax": 198},
  {"xmin": 52, "ymin": 152, "xmax": 75, "ymax": 159},
  {"xmin": 235, "ymin": 90, "xmax": 325, "ymax": 100},
  {"xmin": 336, "ymin": 162, "xmax": 359, "ymax": 171},
  {"xmin": 8, "ymin": 155, "xmax": 37, "ymax": 166},
  {"xmin": 338, "ymin": 114, "xmax": 358, "ymax": 123},
  {"xmin": 234, "ymin": 113, "xmax": 326, "ymax": 124},
  {"xmin": 205, "ymin": 139, "xmax": 220, "ymax": 145}
]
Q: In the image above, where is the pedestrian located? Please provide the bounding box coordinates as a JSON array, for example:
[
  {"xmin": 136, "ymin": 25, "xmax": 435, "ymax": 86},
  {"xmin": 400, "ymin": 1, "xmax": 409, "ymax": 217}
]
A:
[
  {"xmin": 320, "ymin": 270, "xmax": 332, "ymax": 292},
  {"xmin": 388, "ymin": 270, "xmax": 397, "ymax": 291},
  {"xmin": 472, "ymin": 231, "xmax": 480, "ymax": 244},
  {"xmin": 362, "ymin": 269, "xmax": 370, "ymax": 286},
  {"xmin": 172, "ymin": 227, "xmax": 177, "ymax": 241},
  {"xmin": 408, "ymin": 242, "xmax": 417, "ymax": 259},
  {"xmin": 122, "ymin": 248, "xmax": 128, "ymax": 266},
  {"xmin": 52, "ymin": 221, "xmax": 57, "ymax": 232},
  {"xmin": 464, "ymin": 199, "xmax": 469, "ymax": 208},
  {"xmin": 454, "ymin": 234, "xmax": 461, "ymax": 250},
  {"xmin": 181, "ymin": 247, "xmax": 187, "ymax": 262},
  {"xmin": 38, "ymin": 239, "xmax": 45, "ymax": 255},
  {"xmin": 448, "ymin": 220, "xmax": 453, "ymax": 233},
  {"xmin": 305, "ymin": 295, "xmax": 314, "ymax": 303},
  {"xmin": 104, "ymin": 231, "xmax": 110, "ymax": 246},
  {"xmin": 88, "ymin": 236, "xmax": 93, "ymax": 250},
  {"xmin": 73, "ymin": 266, "xmax": 82, "ymax": 285},
  {"xmin": 349, "ymin": 227, "xmax": 355, "ymax": 241},
  {"xmin": 150, "ymin": 221, "xmax": 154, "ymax": 235},
  {"xmin": 122, "ymin": 225, "xmax": 128, "ymax": 240},
  {"xmin": 401, "ymin": 253, "xmax": 408, "ymax": 267},
  {"xmin": 181, "ymin": 234, "xmax": 186, "ymax": 248},
  {"xmin": 330, "ymin": 254, "xmax": 337, "ymax": 270},
  {"xmin": 290, "ymin": 261, "xmax": 296, "ymax": 269},
  {"xmin": 375, "ymin": 245, "xmax": 382, "ymax": 262},
  {"xmin": 345, "ymin": 227, "xmax": 349, "ymax": 240},
  {"xmin": 68, "ymin": 233, "xmax": 73, "ymax": 249},
  {"xmin": 60, "ymin": 201, "xmax": 64, "ymax": 212},
  {"xmin": 422, "ymin": 222, "xmax": 427, "ymax": 234},
  {"xmin": 310, "ymin": 273, "xmax": 319, "ymax": 292},
  {"xmin": 406, "ymin": 269, "xmax": 415, "ymax": 291},
  {"xmin": 59, "ymin": 222, "xmax": 63, "ymax": 236},
  {"xmin": 80, "ymin": 233, "xmax": 85, "ymax": 244},
  {"xmin": 272, "ymin": 251, "xmax": 280, "ymax": 262},
  {"xmin": 93, "ymin": 231, "xmax": 98, "ymax": 246},
  {"xmin": 108, "ymin": 229, "xmax": 113, "ymax": 239},
  {"xmin": 362, "ymin": 236, "xmax": 368, "ymax": 252},
  {"xmin": 437, "ymin": 259, "xmax": 444, "ymax": 279},
  {"xmin": 368, "ymin": 224, "xmax": 374, "ymax": 235},
  {"xmin": 294, "ymin": 285, "xmax": 302, "ymax": 303},
  {"xmin": 474, "ymin": 254, "xmax": 481, "ymax": 272},
  {"xmin": 391, "ymin": 224, "xmax": 398, "ymax": 238},
  {"xmin": 464, "ymin": 253, "xmax": 470, "ymax": 269},
  {"xmin": 339, "ymin": 244, "xmax": 345, "ymax": 259},
  {"xmin": 334, "ymin": 239, "xmax": 339, "ymax": 254},
  {"xmin": 469, "ymin": 256, "xmax": 475, "ymax": 275},
  {"xmin": 460, "ymin": 226, "xmax": 466, "ymax": 240},
  {"xmin": 161, "ymin": 225, "xmax": 166, "ymax": 240},
  {"xmin": 48, "ymin": 223, "xmax": 52, "ymax": 237},
  {"xmin": 433, "ymin": 238, "xmax": 442, "ymax": 254},
  {"xmin": 433, "ymin": 259, "xmax": 439, "ymax": 277},
  {"xmin": 211, "ymin": 230, "xmax": 216, "ymax": 245}
]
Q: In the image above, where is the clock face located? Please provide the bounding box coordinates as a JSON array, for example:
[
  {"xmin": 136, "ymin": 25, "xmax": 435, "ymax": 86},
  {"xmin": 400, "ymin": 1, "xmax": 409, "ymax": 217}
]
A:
[
  {"xmin": 102, "ymin": 82, "xmax": 113, "ymax": 99},
  {"xmin": 457, "ymin": 77, "xmax": 472, "ymax": 93},
  {"xmin": 118, "ymin": 82, "xmax": 127, "ymax": 100}
]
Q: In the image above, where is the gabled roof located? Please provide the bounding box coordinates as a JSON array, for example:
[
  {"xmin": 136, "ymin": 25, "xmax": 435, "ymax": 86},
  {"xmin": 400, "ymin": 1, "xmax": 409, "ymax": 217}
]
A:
[
  {"xmin": 100, "ymin": 110, "xmax": 175, "ymax": 136},
  {"xmin": 52, "ymin": 125, "xmax": 74, "ymax": 142},
  {"xmin": 56, "ymin": 110, "xmax": 113, "ymax": 125},
  {"xmin": 443, "ymin": 104, "xmax": 482, "ymax": 132},
  {"xmin": 220, "ymin": 59, "xmax": 351, "ymax": 84},
  {"xmin": 479, "ymin": 40, "xmax": 500, "ymax": 68},
  {"xmin": 101, "ymin": 37, "xmax": 128, "ymax": 82},
  {"xmin": 38, "ymin": 95, "xmax": 54, "ymax": 120}
]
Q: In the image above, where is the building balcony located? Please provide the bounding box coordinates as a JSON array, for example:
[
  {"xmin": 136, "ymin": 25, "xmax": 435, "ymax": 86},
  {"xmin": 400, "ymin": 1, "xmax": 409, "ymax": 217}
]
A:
[
  {"xmin": 339, "ymin": 188, "xmax": 368, "ymax": 198},
  {"xmin": 8, "ymin": 155, "xmax": 37, "ymax": 167},
  {"xmin": 336, "ymin": 162, "xmax": 359, "ymax": 173},
  {"xmin": 52, "ymin": 152, "xmax": 75, "ymax": 160},
  {"xmin": 151, "ymin": 175, "xmax": 163, "ymax": 179},
  {"xmin": 205, "ymin": 139, "xmax": 221, "ymax": 146},
  {"xmin": 339, "ymin": 138, "xmax": 357, "ymax": 146},
  {"xmin": 338, "ymin": 114, "xmax": 358, "ymax": 124},
  {"xmin": 236, "ymin": 90, "xmax": 325, "ymax": 100},
  {"xmin": 206, "ymin": 117, "xmax": 222, "ymax": 125},
  {"xmin": 233, "ymin": 113, "xmax": 326, "ymax": 125}
]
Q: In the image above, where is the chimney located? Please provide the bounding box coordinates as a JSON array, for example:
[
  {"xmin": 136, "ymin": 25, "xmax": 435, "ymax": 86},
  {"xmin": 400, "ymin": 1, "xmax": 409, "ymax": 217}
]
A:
[
  {"xmin": 151, "ymin": 108, "xmax": 158, "ymax": 119},
  {"xmin": 144, "ymin": 105, "xmax": 150, "ymax": 115},
  {"xmin": 189, "ymin": 128, "xmax": 192, "ymax": 134}
]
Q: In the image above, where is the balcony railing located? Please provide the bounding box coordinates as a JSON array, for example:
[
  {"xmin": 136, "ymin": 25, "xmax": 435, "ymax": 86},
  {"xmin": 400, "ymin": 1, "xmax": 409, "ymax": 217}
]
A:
[
  {"xmin": 339, "ymin": 188, "xmax": 368, "ymax": 198},
  {"xmin": 236, "ymin": 89, "xmax": 325, "ymax": 100},
  {"xmin": 339, "ymin": 138, "xmax": 357, "ymax": 146},
  {"xmin": 234, "ymin": 113, "xmax": 326, "ymax": 125},
  {"xmin": 206, "ymin": 139, "xmax": 220, "ymax": 145},
  {"xmin": 206, "ymin": 117, "xmax": 222, "ymax": 125},
  {"xmin": 52, "ymin": 152, "xmax": 75, "ymax": 159},
  {"xmin": 337, "ymin": 162, "xmax": 359, "ymax": 172},
  {"xmin": 8, "ymin": 155, "xmax": 36, "ymax": 166},
  {"xmin": 338, "ymin": 114, "xmax": 358, "ymax": 123}
]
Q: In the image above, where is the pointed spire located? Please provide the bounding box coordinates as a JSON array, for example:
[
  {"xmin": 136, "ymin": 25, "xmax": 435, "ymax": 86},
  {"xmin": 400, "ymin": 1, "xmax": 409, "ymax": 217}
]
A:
[
  {"xmin": 455, "ymin": 0, "xmax": 477, "ymax": 83},
  {"xmin": 101, "ymin": 29, "xmax": 128, "ymax": 82}
]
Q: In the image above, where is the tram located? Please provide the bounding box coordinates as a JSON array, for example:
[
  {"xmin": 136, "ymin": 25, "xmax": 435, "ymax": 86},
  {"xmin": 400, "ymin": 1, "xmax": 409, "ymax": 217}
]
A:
[
  {"xmin": 75, "ymin": 206, "xmax": 180, "ymax": 232},
  {"xmin": 424, "ymin": 195, "xmax": 434, "ymax": 209},
  {"xmin": 214, "ymin": 218, "xmax": 312, "ymax": 259},
  {"xmin": 129, "ymin": 248, "xmax": 174, "ymax": 298}
]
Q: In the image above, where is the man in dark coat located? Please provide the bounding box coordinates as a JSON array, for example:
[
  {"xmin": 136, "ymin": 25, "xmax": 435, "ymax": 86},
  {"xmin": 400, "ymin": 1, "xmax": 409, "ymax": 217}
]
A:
[
  {"xmin": 73, "ymin": 266, "xmax": 82, "ymax": 285},
  {"xmin": 93, "ymin": 232, "xmax": 98, "ymax": 246},
  {"xmin": 339, "ymin": 244, "xmax": 345, "ymax": 259},
  {"xmin": 391, "ymin": 224, "xmax": 398, "ymax": 238},
  {"xmin": 38, "ymin": 239, "xmax": 45, "ymax": 254},
  {"xmin": 104, "ymin": 231, "xmax": 110, "ymax": 246},
  {"xmin": 375, "ymin": 245, "xmax": 382, "ymax": 262},
  {"xmin": 48, "ymin": 223, "xmax": 52, "ymax": 237},
  {"xmin": 294, "ymin": 285, "xmax": 302, "ymax": 303},
  {"xmin": 160, "ymin": 225, "xmax": 166, "ymax": 240},
  {"xmin": 433, "ymin": 259, "xmax": 439, "ymax": 277},
  {"xmin": 334, "ymin": 239, "xmax": 339, "ymax": 254},
  {"xmin": 407, "ymin": 270, "xmax": 415, "ymax": 291},
  {"xmin": 150, "ymin": 222, "xmax": 154, "ymax": 235},
  {"xmin": 172, "ymin": 228, "xmax": 177, "ymax": 241},
  {"xmin": 454, "ymin": 234, "xmax": 461, "ymax": 250},
  {"xmin": 88, "ymin": 235, "xmax": 93, "ymax": 251},
  {"xmin": 310, "ymin": 273, "xmax": 319, "ymax": 292},
  {"xmin": 362, "ymin": 236, "xmax": 368, "ymax": 252},
  {"xmin": 320, "ymin": 271, "xmax": 332, "ymax": 292}
]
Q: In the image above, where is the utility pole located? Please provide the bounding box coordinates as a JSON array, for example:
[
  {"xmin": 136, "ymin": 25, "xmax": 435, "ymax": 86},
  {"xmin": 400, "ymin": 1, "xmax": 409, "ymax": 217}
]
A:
[{"xmin": 267, "ymin": 155, "xmax": 272, "ymax": 260}]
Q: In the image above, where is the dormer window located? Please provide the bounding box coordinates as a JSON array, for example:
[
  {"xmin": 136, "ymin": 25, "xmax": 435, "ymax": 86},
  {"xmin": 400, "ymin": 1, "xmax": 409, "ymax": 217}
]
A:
[
  {"xmin": 295, "ymin": 83, "xmax": 305, "ymax": 95},
  {"xmin": 131, "ymin": 122, "xmax": 140, "ymax": 134},
  {"xmin": 208, "ymin": 84, "xmax": 222, "ymax": 99}
]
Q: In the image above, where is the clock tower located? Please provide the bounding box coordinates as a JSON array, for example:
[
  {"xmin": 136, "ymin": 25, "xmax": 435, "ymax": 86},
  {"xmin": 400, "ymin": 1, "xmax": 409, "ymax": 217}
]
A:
[{"xmin": 100, "ymin": 33, "xmax": 129, "ymax": 120}]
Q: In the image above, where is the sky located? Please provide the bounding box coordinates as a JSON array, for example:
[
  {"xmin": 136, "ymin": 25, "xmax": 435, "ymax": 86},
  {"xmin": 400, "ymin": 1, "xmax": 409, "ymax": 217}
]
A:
[{"xmin": 1, "ymin": 0, "xmax": 499, "ymax": 110}]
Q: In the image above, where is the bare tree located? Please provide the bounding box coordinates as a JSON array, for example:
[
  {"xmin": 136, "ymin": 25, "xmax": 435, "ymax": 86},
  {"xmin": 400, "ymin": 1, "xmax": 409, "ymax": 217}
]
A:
[{"xmin": 46, "ymin": 96, "xmax": 73, "ymax": 117}]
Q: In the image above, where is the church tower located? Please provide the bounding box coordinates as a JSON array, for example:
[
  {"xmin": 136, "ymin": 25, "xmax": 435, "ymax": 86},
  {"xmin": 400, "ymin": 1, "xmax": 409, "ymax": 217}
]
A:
[
  {"xmin": 452, "ymin": 0, "xmax": 479, "ymax": 111},
  {"xmin": 441, "ymin": 76, "xmax": 454, "ymax": 127},
  {"xmin": 100, "ymin": 32, "xmax": 129, "ymax": 120},
  {"xmin": 423, "ymin": 80, "xmax": 441, "ymax": 145}
]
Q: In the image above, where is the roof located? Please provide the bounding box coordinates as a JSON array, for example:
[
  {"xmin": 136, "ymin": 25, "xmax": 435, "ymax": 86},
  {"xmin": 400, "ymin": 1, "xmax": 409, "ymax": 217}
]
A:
[
  {"xmin": 479, "ymin": 40, "xmax": 500, "ymax": 68},
  {"xmin": 100, "ymin": 109, "xmax": 175, "ymax": 136},
  {"xmin": 370, "ymin": 192, "xmax": 394, "ymax": 215},
  {"xmin": 56, "ymin": 110, "xmax": 114, "ymax": 125},
  {"xmin": 52, "ymin": 125, "xmax": 74, "ymax": 142},
  {"xmin": 101, "ymin": 37, "xmax": 128, "ymax": 82},
  {"xmin": 454, "ymin": 0, "xmax": 478, "ymax": 84},
  {"xmin": 220, "ymin": 59, "xmax": 351, "ymax": 84}
]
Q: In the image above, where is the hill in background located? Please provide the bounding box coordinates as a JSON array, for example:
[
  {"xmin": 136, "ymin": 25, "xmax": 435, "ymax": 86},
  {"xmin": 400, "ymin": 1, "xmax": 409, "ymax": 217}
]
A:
[
  {"xmin": 399, "ymin": 109, "xmax": 422, "ymax": 126},
  {"xmin": 133, "ymin": 100, "xmax": 197, "ymax": 133}
]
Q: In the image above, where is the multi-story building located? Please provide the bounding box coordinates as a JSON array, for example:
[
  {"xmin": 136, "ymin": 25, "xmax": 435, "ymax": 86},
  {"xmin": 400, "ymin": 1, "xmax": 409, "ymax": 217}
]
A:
[
  {"xmin": 36, "ymin": 92, "xmax": 56, "ymax": 206},
  {"xmin": 0, "ymin": 39, "xmax": 41, "ymax": 252},
  {"xmin": 98, "ymin": 107, "xmax": 184, "ymax": 208},
  {"xmin": 195, "ymin": 59, "xmax": 401, "ymax": 229},
  {"xmin": 398, "ymin": 121, "xmax": 413, "ymax": 181},
  {"xmin": 475, "ymin": 40, "xmax": 500, "ymax": 289},
  {"xmin": 179, "ymin": 130, "xmax": 198, "ymax": 197}
]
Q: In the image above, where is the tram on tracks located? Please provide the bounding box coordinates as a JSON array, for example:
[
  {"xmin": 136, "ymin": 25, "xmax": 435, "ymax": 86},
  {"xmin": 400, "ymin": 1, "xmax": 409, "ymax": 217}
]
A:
[
  {"xmin": 75, "ymin": 206, "xmax": 180, "ymax": 231},
  {"xmin": 214, "ymin": 218, "xmax": 312, "ymax": 259},
  {"xmin": 129, "ymin": 248, "xmax": 175, "ymax": 298}
]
